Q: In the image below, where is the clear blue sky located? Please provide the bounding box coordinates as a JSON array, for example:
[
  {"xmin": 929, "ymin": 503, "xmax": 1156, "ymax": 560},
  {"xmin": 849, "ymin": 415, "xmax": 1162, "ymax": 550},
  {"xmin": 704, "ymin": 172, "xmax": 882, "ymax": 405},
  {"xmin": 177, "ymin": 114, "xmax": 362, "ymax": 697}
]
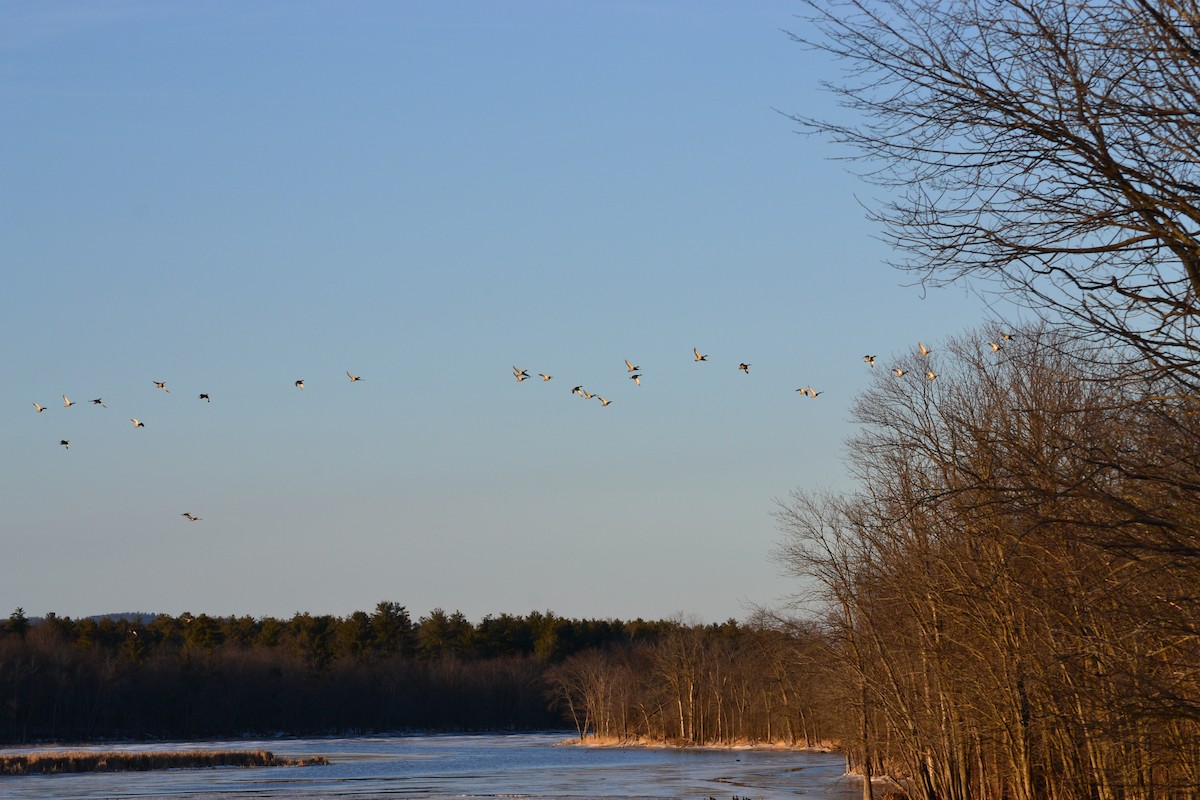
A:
[{"xmin": 1, "ymin": 1, "xmax": 987, "ymax": 623}]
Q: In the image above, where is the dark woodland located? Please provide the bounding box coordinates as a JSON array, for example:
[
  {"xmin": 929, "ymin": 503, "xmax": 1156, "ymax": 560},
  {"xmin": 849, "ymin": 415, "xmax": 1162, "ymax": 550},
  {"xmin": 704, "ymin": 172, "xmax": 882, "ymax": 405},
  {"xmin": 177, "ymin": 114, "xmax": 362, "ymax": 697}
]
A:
[{"xmin": 0, "ymin": 605, "xmax": 836, "ymax": 746}]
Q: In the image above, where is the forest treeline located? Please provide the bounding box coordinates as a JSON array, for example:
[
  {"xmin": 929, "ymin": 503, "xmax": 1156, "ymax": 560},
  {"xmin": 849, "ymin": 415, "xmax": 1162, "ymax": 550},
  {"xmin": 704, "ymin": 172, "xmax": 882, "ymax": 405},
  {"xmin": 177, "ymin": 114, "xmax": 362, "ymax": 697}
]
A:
[{"xmin": 0, "ymin": 604, "xmax": 836, "ymax": 745}]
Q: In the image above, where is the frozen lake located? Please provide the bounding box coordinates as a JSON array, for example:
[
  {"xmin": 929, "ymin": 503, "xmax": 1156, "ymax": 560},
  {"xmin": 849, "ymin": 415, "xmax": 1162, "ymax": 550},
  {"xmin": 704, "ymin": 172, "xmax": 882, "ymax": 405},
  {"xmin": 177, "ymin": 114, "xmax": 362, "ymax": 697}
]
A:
[{"xmin": 0, "ymin": 732, "xmax": 861, "ymax": 800}]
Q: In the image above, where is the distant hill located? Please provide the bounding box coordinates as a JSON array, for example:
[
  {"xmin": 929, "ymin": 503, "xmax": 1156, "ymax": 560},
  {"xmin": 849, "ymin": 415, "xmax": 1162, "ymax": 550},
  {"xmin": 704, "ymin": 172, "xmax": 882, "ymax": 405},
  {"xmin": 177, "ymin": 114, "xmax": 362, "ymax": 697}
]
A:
[
  {"xmin": 16, "ymin": 612, "xmax": 164, "ymax": 625},
  {"xmin": 84, "ymin": 612, "xmax": 160, "ymax": 624}
]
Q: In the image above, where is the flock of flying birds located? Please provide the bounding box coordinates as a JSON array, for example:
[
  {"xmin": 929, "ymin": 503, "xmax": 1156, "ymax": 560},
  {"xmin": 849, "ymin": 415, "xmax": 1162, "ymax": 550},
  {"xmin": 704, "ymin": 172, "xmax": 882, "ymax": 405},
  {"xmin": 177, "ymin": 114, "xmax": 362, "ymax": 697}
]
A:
[
  {"xmin": 32, "ymin": 371, "xmax": 368, "ymax": 523},
  {"xmin": 511, "ymin": 347, "xmax": 737, "ymax": 407},
  {"xmin": 511, "ymin": 337, "xmax": 1014, "ymax": 407},
  {"xmin": 34, "ymin": 335, "xmax": 1015, "ymax": 524}
]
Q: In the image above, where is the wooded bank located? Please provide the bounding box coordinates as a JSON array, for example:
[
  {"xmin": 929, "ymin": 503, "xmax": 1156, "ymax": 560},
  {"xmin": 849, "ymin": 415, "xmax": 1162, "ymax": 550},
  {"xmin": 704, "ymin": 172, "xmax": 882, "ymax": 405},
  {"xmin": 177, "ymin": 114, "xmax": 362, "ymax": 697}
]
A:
[
  {"xmin": 774, "ymin": 331, "xmax": 1200, "ymax": 800},
  {"xmin": 782, "ymin": 0, "xmax": 1200, "ymax": 795},
  {"xmin": 545, "ymin": 623, "xmax": 840, "ymax": 747}
]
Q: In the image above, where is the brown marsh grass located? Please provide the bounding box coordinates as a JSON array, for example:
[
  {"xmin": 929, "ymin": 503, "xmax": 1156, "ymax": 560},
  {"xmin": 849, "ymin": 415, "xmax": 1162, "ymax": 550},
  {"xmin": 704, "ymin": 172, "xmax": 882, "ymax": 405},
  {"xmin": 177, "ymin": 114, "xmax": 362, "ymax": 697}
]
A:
[{"xmin": 0, "ymin": 749, "xmax": 328, "ymax": 775}]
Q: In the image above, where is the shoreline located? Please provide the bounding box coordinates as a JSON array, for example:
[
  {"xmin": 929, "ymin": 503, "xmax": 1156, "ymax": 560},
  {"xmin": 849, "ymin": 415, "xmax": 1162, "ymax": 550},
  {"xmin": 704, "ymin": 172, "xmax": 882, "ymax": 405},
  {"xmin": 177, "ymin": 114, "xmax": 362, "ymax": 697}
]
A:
[
  {"xmin": 0, "ymin": 728, "xmax": 575, "ymax": 751},
  {"xmin": 556, "ymin": 734, "xmax": 838, "ymax": 753}
]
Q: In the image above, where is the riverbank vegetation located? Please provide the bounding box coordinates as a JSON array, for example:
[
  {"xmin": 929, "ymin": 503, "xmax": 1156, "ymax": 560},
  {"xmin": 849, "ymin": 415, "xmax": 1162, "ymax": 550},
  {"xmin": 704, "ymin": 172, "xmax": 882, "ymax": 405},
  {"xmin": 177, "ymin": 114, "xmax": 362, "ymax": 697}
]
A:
[
  {"xmin": 545, "ymin": 618, "xmax": 839, "ymax": 747},
  {"xmin": 0, "ymin": 749, "xmax": 326, "ymax": 775}
]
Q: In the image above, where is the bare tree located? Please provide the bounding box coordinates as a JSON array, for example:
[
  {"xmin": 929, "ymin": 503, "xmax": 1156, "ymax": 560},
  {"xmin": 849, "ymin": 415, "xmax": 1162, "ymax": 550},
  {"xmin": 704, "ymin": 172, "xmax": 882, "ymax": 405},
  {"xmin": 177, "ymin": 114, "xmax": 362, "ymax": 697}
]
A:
[{"xmin": 790, "ymin": 0, "xmax": 1200, "ymax": 389}]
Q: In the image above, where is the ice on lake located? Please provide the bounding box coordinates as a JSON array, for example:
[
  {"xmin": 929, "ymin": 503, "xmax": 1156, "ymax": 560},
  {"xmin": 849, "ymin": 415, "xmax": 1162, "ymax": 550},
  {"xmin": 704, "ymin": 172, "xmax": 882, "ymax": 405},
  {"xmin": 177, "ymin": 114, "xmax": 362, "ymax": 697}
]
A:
[{"xmin": 0, "ymin": 731, "xmax": 862, "ymax": 800}]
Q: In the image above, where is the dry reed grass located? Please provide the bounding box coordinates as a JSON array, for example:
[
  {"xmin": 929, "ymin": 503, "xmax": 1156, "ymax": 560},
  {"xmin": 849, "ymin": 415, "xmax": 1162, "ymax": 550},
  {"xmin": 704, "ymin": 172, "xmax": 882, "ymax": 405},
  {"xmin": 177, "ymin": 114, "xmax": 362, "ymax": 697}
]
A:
[
  {"xmin": 0, "ymin": 748, "xmax": 328, "ymax": 775},
  {"xmin": 563, "ymin": 733, "xmax": 839, "ymax": 751}
]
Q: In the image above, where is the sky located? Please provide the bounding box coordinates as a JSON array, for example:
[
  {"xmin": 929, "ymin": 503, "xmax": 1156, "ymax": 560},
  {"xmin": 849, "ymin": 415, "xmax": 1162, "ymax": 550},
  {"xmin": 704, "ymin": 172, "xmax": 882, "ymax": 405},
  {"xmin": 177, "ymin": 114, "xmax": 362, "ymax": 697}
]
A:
[{"xmin": 1, "ymin": 1, "xmax": 990, "ymax": 624}]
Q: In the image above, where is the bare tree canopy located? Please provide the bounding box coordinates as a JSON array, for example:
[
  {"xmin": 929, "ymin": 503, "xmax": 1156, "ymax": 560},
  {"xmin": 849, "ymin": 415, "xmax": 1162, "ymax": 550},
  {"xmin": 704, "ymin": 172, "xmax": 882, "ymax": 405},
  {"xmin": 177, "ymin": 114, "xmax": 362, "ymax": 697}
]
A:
[
  {"xmin": 775, "ymin": 327, "xmax": 1200, "ymax": 800},
  {"xmin": 790, "ymin": 0, "xmax": 1200, "ymax": 387}
]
